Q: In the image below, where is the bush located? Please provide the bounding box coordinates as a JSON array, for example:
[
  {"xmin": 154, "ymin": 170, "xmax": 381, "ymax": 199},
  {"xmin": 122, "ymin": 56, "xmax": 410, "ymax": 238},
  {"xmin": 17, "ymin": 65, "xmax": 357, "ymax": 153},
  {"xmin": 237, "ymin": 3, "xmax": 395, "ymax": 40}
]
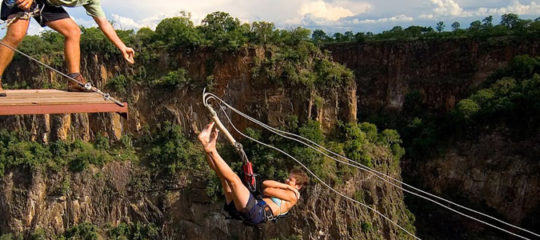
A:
[
  {"xmin": 69, "ymin": 140, "xmax": 112, "ymax": 172},
  {"xmin": 106, "ymin": 75, "xmax": 130, "ymax": 95},
  {"xmin": 62, "ymin": 223, "xmax": 100, "ymax": 240},
  {"xmin": 154, "ymin": 13, "xmax": 202, "ymax": 50},
  {"xmin": 198, "ymin": 11, "xmax": 249, "ymax": 51},
  {"xmin": 108, "ymin": 222, "xmax": 159, "ymax": 240},
  {"xmin": 456, "ymin": 99, "xmax": 480, "ymax": 119},
  {"xmin": 361, "ymin": 222, "xmax": 372, "ymax": 233},
  {"xmin": 152, "ymin": 68, "xmax": 192, "ymax": 88},
  {"xmin": 141, "ymin": 122, "xmax": 204, "ymax": 174},
  {"xmin": 0, "ymin": 129, "xmax": 137, "ymax": 176}
]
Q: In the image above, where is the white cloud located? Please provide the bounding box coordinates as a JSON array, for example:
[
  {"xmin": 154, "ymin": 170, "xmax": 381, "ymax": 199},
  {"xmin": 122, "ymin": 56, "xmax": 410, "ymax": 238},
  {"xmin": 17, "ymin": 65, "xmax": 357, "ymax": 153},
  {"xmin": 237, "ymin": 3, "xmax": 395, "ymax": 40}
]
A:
[
  {"xmin": 283, "ymin": 0, "xmax": 372, "ymax": 26},
  {"xmin": 12, "ymin": 0, "xmax": 536, "ymax": 36},
  {"xmin": 355, "ymin": 14, "xmax": 414, "ymax": 24},
  {"xmin": 420, "ymin": 0, "xmax": 540, "ymax": 19},
  {"xmin": 430, "ymin": 0, "xmax": 463, "ymax": 16},
  {"xmin": 299, "ymin": 1, "xmax": 355, "ymax": 21}
]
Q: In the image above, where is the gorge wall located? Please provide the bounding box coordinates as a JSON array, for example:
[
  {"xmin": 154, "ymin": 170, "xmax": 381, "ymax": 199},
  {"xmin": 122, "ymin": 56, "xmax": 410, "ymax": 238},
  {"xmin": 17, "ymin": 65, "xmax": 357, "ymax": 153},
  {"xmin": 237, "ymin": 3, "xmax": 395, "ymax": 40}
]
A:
[
  {"xmin": 0, "ymin": 35, "xmax": 538, "ymax": 239},
  {"xmin": 326, "ymin": 36, "xmax": 540, "ymax": 239},
  {"xmin": 0, "ymin": 46, "xmax": 411, "ymax": 239},
  {"xmin": 326, "ymin": 37, "xmax": 540, "ymax": 112}
]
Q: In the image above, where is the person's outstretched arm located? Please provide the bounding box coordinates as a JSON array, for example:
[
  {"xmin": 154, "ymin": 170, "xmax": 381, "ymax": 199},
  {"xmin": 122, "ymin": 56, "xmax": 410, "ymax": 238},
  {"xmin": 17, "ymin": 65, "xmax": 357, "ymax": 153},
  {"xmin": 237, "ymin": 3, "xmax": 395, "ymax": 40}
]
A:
[
  {"xmin": 262, "ymin": 180, "xmax": 290, "ymax": 189},
  {"xmin": 263, "ymin": 187, "xmax": 298, "ymax": 202},
  {"xmin": 93, "ymin": 17, "xmax": 135, "ymax": 64}
]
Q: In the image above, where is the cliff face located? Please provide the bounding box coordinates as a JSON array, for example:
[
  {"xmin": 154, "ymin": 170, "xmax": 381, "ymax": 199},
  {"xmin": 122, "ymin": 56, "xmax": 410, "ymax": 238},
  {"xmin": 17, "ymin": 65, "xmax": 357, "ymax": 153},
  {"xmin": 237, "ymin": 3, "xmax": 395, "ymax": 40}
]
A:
[
  {"xmin": 2, "ymin": 36, "xmax": 538, "ymax": 239},
  {"xmin": 326, "ymin": 37, "xmax": 540, "ymax": 238},
  {"xmin": 0, "ymin": 47, "xmax": 412, "ymax": 239},
  {"xmin": 1, "ymin": 47, "xmax": 357, "ymax": 142},
  {"xmin": 0, "ymin": 150, "xmax": 412, "ymax": 239},
  {"xmin": 326, "ymin": 37, "xmax": 540, "ymax": 113},
  {"xmin": 420, "ymin": 130, "xmax": 540, "ymax": 223}
]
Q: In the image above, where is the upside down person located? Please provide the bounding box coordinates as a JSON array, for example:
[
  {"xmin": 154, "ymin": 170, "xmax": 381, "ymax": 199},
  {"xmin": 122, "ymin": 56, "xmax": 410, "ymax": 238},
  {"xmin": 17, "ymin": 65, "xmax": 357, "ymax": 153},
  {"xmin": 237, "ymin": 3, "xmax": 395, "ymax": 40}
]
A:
[{"xmin": 198, "ymin": 122, "xmax": 309, "ymax": 224}]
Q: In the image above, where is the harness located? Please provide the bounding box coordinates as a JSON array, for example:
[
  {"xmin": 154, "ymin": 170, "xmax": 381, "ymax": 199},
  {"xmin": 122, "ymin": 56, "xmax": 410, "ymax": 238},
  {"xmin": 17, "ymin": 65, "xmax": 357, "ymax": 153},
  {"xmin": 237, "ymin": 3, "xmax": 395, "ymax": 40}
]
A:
[
  {"xmin": 204, "ymin": 95, "xmax": 290, "ymax": 225},
  {"xmin": 1, "ymin": 3, "xmax": 45, "ymax": 30}
]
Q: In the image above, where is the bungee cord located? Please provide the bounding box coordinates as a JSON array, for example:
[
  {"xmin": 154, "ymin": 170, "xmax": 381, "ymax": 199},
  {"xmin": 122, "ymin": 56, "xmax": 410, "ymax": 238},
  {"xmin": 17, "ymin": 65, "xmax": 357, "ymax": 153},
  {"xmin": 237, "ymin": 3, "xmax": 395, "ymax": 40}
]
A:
[
  {"xmin": 218, "ymin": 104, "xmax": 421, "ymax": 240},
  {"xmin": 203, "ymin": 92, "xmax": 539, "ymax": 240}
]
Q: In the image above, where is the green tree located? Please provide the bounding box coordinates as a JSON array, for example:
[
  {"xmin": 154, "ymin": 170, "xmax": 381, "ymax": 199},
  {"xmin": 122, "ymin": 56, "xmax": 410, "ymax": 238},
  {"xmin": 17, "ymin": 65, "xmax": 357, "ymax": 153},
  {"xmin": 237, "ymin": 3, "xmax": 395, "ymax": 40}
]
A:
[
  {"xmin": 344, "ymin": 31, "xmax": 354, "ymax": 41},
  {"xmin": 311, "ymin": 29, "xmax": 329, "ymax": 43},
  {"xmin": 135, "ymin": 27, "xmax": 155, "ymax": 44},
  {"xmin": 280, "ymin": 27, "xmax": 311, "ymax": 46},
  {"xmin": 155, "ymin": 13, "xmax": 201, "ymax": 49},
  {"xmin": 482, "ymin": 16, "xmax": 493, "ymax": 29},
  {"xmin": 63, "ymin": 223, "xmax": 99, "ymax": 240},
  {"xmin": 199, "ymin": 11, "xmax": 249, "ymax": 51},
  {"xmin": 451, "ymin": 21, "xmax": 460, "ymax": 31},
  {"xmin": 436, "ymin": 21, "xmax": 445, "ymax": 32},
  {"xmin": 142, "ymin": 122, "xmax": 204, "ymax": 174},
  {"xmin": 456, "ymin": 99, "xmax": 480, "ymax": 119},
  {"xmin": 250, "ymin": 21, "xmax": 276, "ymax": 44},
  {"xmin": 333, "ymin": 32, "xmax": 344, "ymax": 42},
  {"xmin": 353, "ymin": 32, "xmax": 366, "ymax": 42},
  {"xmin": 342, "ymin": 123, "xmax": 371, "ymax": 167},
  {"xmin": 469, "ymin": 20, "xmax": 482, "ymax": 31},
  {"xmin": 501, "ymin": 13, "xmax": 520, "ymax": 29}
]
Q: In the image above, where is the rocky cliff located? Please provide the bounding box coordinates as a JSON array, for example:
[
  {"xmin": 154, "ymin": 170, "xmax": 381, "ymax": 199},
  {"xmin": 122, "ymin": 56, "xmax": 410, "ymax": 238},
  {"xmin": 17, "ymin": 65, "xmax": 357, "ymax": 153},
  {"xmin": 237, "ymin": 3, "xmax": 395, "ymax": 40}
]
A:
[
  {"xmin": 0, "ymin": 46, "xmax": 413, "ymax": 239},
  {"xmin": 326, "ymin": 37, "xmax": 540, "ymax": 239},
  {"xmin": 326, "ymin": 37, "xmax": 540, "ymax": 113},
  {"xmin": 1, "ymin": 35, "xmax": 538, "ymax": 239},
  {"xmin": 0, "ymin": 151, "xmax": 413, "ymax": 239}
]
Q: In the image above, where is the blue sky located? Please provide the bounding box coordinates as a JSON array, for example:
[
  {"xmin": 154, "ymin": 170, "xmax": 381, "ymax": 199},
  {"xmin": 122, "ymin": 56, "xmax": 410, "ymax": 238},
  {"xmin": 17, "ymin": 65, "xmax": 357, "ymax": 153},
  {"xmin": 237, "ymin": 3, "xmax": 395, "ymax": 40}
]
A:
[{"xmin": 15, "ymin": 0, "xmax": 540, "ymax": 35}]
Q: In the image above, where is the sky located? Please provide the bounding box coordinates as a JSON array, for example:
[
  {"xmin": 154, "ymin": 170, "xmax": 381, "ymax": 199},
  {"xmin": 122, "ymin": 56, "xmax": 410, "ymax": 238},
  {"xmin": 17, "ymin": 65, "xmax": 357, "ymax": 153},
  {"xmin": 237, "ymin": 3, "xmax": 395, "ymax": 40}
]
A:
[{"xmin": 13, "ymin": 0, "xmax": 540, "ymax": 36}]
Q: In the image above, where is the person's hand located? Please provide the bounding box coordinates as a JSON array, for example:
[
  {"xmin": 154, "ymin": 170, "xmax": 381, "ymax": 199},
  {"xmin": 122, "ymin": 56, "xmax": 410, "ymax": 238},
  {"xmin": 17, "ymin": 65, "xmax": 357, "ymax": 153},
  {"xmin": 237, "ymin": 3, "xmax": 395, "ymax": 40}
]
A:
[
  {"xmin": 198, "ymin": 122, "xmax": 219, "ymax": 153},
  {"xmin": 121, "ymin": 47, "xmax": 135, "ymax": 64},
  {"xmin": 16, "ymin": 0, "xmax": 33, "ymax": 10}
]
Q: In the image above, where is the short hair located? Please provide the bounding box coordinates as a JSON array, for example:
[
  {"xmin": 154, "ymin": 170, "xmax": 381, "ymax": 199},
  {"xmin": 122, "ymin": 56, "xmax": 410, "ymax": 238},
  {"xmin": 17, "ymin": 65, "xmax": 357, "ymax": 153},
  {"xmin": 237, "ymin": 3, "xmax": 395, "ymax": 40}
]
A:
[{"xmin": 290, "ymin": 168, "xmax": 309, "ymax": 187}]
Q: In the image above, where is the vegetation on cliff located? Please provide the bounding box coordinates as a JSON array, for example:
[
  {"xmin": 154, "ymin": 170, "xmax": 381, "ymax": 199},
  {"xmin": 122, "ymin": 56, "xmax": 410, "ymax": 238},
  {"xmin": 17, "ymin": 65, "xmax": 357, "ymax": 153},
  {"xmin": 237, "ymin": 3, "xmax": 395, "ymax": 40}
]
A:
[
  {"xmin": 312, "ymin": 13, "xmax": 540, "ymax": 43},
  {"xmin": 0, "ymin": 130, "xmax": 136, "ymax": 177},
  {"xmin": 0, "ymin": 11, "xmax": 419, "ymax": 239},
  {"xmin": 393, "ymin": 55, "xmax": 540, "ymax": 161},
  {"xmin": 0, "ymin": 222, "xmax": 159, "ymax": 240}
]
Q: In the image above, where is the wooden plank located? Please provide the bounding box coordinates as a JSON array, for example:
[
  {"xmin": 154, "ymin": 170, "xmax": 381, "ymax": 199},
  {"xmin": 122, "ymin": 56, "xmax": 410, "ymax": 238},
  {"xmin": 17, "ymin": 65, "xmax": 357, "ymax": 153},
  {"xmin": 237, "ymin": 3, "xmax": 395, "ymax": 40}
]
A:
[
  {"xmin": 0, "ymin": 89, "xmax": 128, "ymax": 117},
  {"xmin": 0, "ymin": 103, "xmax": 128, "ymax": 116},
  {"xmin": 0, "ymin": 89, "xmax": 110, "ymax": 105}
]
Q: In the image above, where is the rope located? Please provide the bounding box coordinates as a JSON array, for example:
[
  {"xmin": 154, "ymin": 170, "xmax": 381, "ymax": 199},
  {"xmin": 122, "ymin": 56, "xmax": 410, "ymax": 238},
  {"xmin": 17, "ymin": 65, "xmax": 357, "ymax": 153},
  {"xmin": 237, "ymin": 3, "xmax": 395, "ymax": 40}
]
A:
[
  {"xmin": 218, "ymin": 105, "xmax": 421, "ymax": 240},
  {"xmin": 203, "ymin": 92, "xmax": 539, "ymax": 240},
  {"xmin": 1, "ymin": 4, "xmax": 45, "ymax": 30}
]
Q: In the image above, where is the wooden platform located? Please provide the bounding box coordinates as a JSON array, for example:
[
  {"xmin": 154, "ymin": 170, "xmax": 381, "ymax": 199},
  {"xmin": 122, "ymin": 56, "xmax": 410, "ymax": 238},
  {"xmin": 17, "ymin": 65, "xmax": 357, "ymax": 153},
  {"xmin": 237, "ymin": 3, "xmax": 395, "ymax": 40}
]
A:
[{"xmin": 0, "ymin": 89, "xmax": 128, "ymax": 117}]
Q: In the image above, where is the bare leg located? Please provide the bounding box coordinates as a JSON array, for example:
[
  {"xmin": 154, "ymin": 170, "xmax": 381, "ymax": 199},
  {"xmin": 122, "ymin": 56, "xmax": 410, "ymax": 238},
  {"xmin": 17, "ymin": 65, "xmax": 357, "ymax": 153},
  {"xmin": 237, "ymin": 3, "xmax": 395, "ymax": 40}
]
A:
[
  {"xmin": 207, "ymin": 150, "xmax": 251, "ymax": 211},
  {"xmin": 205, "ymin": 154, "xmax": 233, "ymax": 203},
  {"xmin": 0, "ymin": 17, "xmax": 30, "ymax": 94},
  {"xmin": 46, "ymin": 18, "xmax": 80, "ymax": 74},
  {"xmin": 199, "ymin": 122, "xmax": 251, "ymax": 211}
]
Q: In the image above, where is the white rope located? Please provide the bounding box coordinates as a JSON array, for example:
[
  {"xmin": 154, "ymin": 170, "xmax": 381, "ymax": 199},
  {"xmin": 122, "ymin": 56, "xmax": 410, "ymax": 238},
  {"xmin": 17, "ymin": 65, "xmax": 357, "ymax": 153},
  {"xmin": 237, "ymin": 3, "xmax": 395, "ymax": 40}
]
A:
[
  {"xmin": 218, "ymin": 106, "xmax": 421, "ymax": 240},
  {"xmin": 203, "ymin": 92, "xmax": 538, "ymax": 240}
]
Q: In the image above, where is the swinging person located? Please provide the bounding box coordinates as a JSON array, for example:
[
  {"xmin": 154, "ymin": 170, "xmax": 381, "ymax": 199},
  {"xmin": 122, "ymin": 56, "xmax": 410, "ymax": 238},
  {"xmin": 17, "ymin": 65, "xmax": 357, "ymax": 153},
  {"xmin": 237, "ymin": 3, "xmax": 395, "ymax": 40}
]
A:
[{"xmin": 198, "ymin": 122, "xmax": 309, "ymax": 224}]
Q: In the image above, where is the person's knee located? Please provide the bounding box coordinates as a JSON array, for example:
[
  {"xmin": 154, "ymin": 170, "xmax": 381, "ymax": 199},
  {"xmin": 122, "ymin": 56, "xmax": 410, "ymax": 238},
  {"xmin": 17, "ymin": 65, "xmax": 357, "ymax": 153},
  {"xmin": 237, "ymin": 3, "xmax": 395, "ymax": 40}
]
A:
[
  {"xmin": 63, "ymin": 25, "xmax": 81, "ymax": 40},
  {"xmin": 4, "ymin": 28, "xmax": 26, "ymax": 46},
  {"xmin": 226, "ymin": 176, "xmax": 243, "ymax": 190}
]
